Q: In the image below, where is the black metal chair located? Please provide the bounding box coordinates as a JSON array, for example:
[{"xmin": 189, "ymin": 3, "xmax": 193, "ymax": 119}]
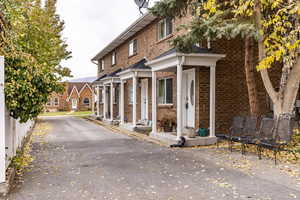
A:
[
  {"xmin": 257, "ymin": 116, "xmax": 296, "ymax": 165},
  {"xmin": 237, "ymin": 116, "xmax": 259, "ymax": 155},
  {"xmin": 216, "ymin": 116, "xmax": 245, "ymax": 149},
  {"xmin": 256, "ymin": 118, "xmax": 275, "ymax": 160},
  {"xmin": 227, "ymin": 116, "xmax": 245, "ymax": 151}
]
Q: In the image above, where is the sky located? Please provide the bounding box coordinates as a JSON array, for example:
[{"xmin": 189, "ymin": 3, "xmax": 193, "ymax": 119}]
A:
[{"xmin": 56, "ymin": 0, "xmax": 147, "ymax": 80}]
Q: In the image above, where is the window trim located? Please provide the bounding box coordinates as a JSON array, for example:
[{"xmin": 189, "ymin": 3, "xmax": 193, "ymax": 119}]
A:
[
  {"xmin": 128, "ymin": 39, "xmax": 137, "ymax": 57},
  {"xmin": 157, "ymin": 78, "xmax": 173, "ymax": 105},
  {"xmin": 157, "ymin": 18, "xmax": 173, "ymax": 41},
  {"xmin": 100, "ymin": 59, "xmax": 105, "ymax": 71},
  {"xmin": 112, "ymin": 51, "xmax": 116, "ymax": 66}
]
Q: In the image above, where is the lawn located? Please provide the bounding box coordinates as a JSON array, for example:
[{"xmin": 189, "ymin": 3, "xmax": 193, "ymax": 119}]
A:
[{"xmin": 39, "ymin": 111, "xmax": 93, "ymax": 117}]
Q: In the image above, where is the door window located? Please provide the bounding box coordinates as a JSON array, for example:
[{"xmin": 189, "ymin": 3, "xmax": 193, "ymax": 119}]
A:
[{"xmin": 190, "ymin": 80, "xmax": 194, "ymax": 106}]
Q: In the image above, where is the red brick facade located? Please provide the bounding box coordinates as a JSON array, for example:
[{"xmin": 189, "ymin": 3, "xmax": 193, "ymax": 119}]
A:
[
  {"xmin": 45, "ymin": 82, "xmax": 94, "ymax": 112},
  {"xmin": 93, "ymin": 14, "xmax": 282, "ymax": 132}
]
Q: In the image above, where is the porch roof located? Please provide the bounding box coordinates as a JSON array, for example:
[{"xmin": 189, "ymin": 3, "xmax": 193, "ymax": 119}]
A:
[
  {"xmin": 146, "ymin": 47, "xmax": 225, "ymax": 72},
  {"xmin": 117, "ymin": 58, "xmax": 152, "ymax": 80}
]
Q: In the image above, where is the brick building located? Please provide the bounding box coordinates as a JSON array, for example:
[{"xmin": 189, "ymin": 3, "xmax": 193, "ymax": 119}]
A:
[
  {"xmin": 91, "ymin": 13, "xmax": 282, "ymax": 146},
  {"xmin": 45, "ymin": 82, "xmax": 94, "ymax": 112}
]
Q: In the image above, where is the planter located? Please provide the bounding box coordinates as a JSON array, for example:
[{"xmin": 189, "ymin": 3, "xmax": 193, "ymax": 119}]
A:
[{"xmin": 186, "ymin": 127, "xmax": 196, "ymax": 138}]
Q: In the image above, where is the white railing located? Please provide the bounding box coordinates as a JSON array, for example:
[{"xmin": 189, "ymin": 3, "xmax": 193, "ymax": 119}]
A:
[{"xmin": 0, "ymin": 56, "xmax": 35, "ymax": 184}]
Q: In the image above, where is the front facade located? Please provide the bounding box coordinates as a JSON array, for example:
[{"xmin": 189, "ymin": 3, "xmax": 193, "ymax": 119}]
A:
[
  {"xmin": 92, "ymin": 13, "xmax": 281, "ymax": 145},
  {"xmin": 45, "ymin": 82, "xmax": 94, "ymax": 112}
]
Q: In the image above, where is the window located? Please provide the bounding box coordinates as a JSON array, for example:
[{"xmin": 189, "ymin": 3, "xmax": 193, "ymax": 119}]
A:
[
  {"xmin": 158, "ymin": 78, "xmax": 173, "ymax": 104},
  {"xmin": 112, "ymin": 51, "xmax": 116, "ymax": 66},
  {"xmin": 114, "ymin": 87, "xmax": 119, "ymax": 104},
  {"xmin": 157, "ymin": 18, "xmax": 173, "ymax": 40},
  {"xmin": 101, "ymin": 59, "xmax": 105, "ymax": 71},
  {"xmin": 46, "ymin": 98, "xmax": 51, "ymax": 106},
  {"xmin": 129, "ymin": 39, "xmax": 137, "ymax": 56},
  {"xmin": 83, "ymin": 98, "xmax": 90, "ymax": 106},
  {"xmin": 128, "ymin": 82, "xmax": 133, "ymax": 104},
  {"xmin": 99, "ymin": 90, "xmax": 103, "ymax": 104},
  {"xmin": 54, "ymin": 97, "xmax": 59, "ymax": 106}
]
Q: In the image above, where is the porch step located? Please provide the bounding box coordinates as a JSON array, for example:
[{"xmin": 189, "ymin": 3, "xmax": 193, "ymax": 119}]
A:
[{"xmin": 150, "ymin": 132, "xmax": 217, "ymax": 147}]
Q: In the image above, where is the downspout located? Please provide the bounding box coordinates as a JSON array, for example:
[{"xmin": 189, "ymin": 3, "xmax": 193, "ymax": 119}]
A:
[{"xmin": 170, "ymin": 55, "xmax": 186, "ymax": 148}]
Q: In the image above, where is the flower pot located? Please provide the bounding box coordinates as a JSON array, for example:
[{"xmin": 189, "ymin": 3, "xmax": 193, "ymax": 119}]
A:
[{"xmin": 186, "ymin": 127, "xmax": 196, "ymax": 138}]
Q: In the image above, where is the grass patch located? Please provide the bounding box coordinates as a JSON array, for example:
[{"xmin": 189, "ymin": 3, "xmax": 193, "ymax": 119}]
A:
[{"xmin": 39, "ymin": 111, "xmax": 93, "ymax": 117}]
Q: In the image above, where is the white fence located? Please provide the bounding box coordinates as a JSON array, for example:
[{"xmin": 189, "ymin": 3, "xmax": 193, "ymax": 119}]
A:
[{"xmin": 0, "ymin": 56, "xmax": 35, "ymax": 184}]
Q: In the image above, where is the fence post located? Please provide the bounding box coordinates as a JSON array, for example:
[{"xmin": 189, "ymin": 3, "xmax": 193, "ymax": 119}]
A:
[{"xmin": 0, "ymin": 56, "xmax": 5, "ymax": 183}]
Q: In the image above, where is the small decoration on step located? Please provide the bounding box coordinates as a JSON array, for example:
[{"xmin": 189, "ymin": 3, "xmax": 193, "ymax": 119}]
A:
[
  {"xmin": 197, "ymin": 128, "xmax": 209, "ymax": 137},
  {"xmin": 186, "ymin": 127, "xmax": 196, "ymax": 138}
]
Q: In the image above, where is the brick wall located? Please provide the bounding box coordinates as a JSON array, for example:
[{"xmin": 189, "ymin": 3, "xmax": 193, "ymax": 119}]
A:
[{"xmin": 95, "ymin": 14, "xmax": 282, "ymax": 132}]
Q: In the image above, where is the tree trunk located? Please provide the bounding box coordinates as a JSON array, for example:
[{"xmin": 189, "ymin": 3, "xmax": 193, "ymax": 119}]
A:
[{"xmin": 244, "ymin": 36, "xmax": 261, "ymax": 116}]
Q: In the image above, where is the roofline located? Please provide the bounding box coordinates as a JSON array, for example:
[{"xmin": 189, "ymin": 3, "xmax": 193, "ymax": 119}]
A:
[{"xmin": 91, "ymin": 12, "xmax": 157, "ymax": 62}]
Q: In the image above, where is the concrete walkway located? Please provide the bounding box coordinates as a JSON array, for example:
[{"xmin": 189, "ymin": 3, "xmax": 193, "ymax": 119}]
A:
[{"xmin": 7, "ymin": 116, "xmax": 300, "ymax": 200}]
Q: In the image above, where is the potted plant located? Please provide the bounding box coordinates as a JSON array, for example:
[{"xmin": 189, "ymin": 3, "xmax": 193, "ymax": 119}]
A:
[
  {"xmin": 186, "ymin": 127, "xmax": 196, "ymax": 138},
  {"xmin": 160, "ymin": 117, "xmax": 176, "ymax": 132}
]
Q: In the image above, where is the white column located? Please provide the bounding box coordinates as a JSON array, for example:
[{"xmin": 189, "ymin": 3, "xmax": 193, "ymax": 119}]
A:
[
  {"xmin": 0, "ymin": 56, "xmax": 5, "ymax": 183},
  {"xmin": 103, "ymin": 85, "xmax": 107, "ymax": 120},
  {"xmin": 96, "ymin": 86, "xmax": 100, "ymax": 117},
  {"xmin": 132, "ymin": 74, "xmax": 137, "ymax": 126},
  {"xmin": 120, "ymin": 80, "xmax": 125, "ymax": 124},
  {"xmin": 176, "ymin": 63, "xmax": 183, "ymax": 140},
  {"xmin": 152, "ymin": 71, "xmax": 157, "ymax": 134},
  {"xmin": 92, "ymin": 86, "xmax": 95, "ymax": 115},
  {"xmin": 210, "ymin": 65, "xmax": 216, "ymax": 137},
  {"xmin": 110, "ymin": 82, "xmax": 114, "ymax": 121}
]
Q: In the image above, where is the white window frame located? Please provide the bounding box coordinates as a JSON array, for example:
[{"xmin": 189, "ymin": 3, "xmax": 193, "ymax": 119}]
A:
[
  {"xmin": 53, "ymin": 97, "xmax": 59, "ymax": 107},
  {"xmin": 101, "ymin": 59, "xmax": 105, "ymax": 71},
  {"xmin": 129, "ymin": 39, "xmax": 137, "ymax": 56},
  {"xmin": 128, "ymin": 82, "xmax": 133, "ymax": 105},
  {"xmin": 157, "ymin": 78, "xmax": 173, "ymax": 105},
  {"xmin": 112, "ymin": 51, "xmax": 116, "ymax": 66},
  {"xmin": 157, "ymin": 18, "xmax": 173, "ymax": 41}
]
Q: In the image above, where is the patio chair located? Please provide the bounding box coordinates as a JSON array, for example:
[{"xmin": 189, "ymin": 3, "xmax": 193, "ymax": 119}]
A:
[
  {"xmin": 215, "ymin": 116, "xmax": 245, "ymax": 148},
  {"xmin": 236, "ymin": 116, "xmax": 259, "ymax": 155},
  {"xmin": 227, "ymin": 116, "xmax": 246, "ymax": 152},
  {"xmin": 257, "ymin": 116, "xmax": 296, "ymax": 165}
]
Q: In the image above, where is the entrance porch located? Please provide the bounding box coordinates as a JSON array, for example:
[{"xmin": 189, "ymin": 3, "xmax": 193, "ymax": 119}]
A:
[
  {"xmin": 146, "ymin": 48, "xmax": 225, "ymax": 146},
  {"xmin": 117, "ymin": 59, "xmax": 152, "ymax": 132}
]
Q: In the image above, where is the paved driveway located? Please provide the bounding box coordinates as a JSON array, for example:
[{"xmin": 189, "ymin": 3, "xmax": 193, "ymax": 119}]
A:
[{"xmin": 7, "ymin": 116, "xmax": 300, "ymax": 200}]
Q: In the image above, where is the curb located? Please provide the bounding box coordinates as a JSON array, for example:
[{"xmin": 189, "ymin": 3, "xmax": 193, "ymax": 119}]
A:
[{"xmin": 83, "ymin": 117, "xmax": 169, "ymax": 147}]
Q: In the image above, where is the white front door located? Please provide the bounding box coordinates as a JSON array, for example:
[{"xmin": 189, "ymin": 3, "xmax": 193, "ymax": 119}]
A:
[
  {"xmin": 141, "ymin": 79, "xmax": 148, "ymax": 121},
  {"xmin": 182, "ymin": 69, "xmax": 195, "ymax": 128},
  {"xmin": 72, "ymin": 99, "xmax": 77, "ymax": 110}
]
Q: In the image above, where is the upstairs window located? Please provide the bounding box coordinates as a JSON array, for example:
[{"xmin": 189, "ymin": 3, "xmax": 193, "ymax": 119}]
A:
[
  {"xmin": 129, "ymin": 39, "xmax": 137, "ymax": 56},
  {"xmin": 112, "ymin": 51, "xmax": 116, "ymax": 66},
  {"xmin": 158, "ymin": 78, "xmax": 173, "ymax": 104},
  {"xmin": 100, "ymin": 59, "xmax": 105, "ymax": 71},
  {"xmin": 157, "ymin": 18, "xmax": 173, "ymax": 40}
]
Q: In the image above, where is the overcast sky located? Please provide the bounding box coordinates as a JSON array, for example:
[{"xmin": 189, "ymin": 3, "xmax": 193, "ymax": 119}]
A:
[{"xmin": 56, "ymin": 0, "xmax": 147, "ymax": 79}]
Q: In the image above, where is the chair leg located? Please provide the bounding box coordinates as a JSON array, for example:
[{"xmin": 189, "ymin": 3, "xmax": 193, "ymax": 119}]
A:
[
  {"xmin": 241, "ymin": 143, "xmax": 246, "ymax": 155},
  {"xmin": 274, "ymin": 149, "xmax": 278, "ymax": 165},
  {"xmin": 257, "ymin": 145, "xmax": 262, "ymax": 160}
]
